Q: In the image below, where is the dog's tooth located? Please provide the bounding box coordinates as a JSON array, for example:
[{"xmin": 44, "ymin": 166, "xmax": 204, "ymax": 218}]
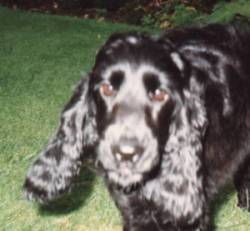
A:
[
  {"xmin": 116, "ymin": 153, "xmax": 122, "ymax": 161},
  {"xmin": 133, "ymin": 155, "xmax": 139, "ymax": 162}
]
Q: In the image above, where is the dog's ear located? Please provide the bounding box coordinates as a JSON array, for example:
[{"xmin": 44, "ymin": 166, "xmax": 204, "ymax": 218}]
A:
[
  {"xmin": 161, "ymin": 74, "xmax": 208, "ymax": 216},
  {"xmin": 185, "ymin": 73, "xmax": 208, "ymax": 135},
  {"xmin": 23, "ymin": 75, "xmax": 98, "ymax": 203},
  {"xmin": 168, "ymin": 72, "xmax": 208, "ymax": 149}
]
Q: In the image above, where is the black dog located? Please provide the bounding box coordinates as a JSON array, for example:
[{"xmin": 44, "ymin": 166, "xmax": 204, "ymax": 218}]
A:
[{"xmin": 24, "ymin": 24, "xmax": 250, "ymax": 231}]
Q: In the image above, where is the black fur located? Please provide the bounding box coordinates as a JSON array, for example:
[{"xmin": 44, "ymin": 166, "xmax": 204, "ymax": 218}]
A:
[{"xmin": 24, "ymin": 24, "xmax": 250, "ymax": 230}]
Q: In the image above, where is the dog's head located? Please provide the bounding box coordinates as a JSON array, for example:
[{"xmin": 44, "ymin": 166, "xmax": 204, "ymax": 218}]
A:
[
  {"xmin": 89, "ymin": 33, "xmax": 189, "ymax": 188},
  {"xmin": 24, "ymin": 32, "xmax": 207, "ymax": 202}
]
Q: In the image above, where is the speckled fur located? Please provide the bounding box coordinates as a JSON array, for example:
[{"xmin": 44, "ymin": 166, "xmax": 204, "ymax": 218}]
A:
[{"xmin": 24, "ymin": 24, "xmax": 250, "ymax": 230}]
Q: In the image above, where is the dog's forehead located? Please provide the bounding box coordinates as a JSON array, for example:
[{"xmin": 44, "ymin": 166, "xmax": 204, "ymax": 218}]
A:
[
  {"xmin": 101, "ymin": 62, "xmax": 167, "ymax": 84},
  {"xmin": 98, "ymin": 33, "xmax": 172, "ymax": 64},
  {"xmin": 102, "ymin": 62, "xmax": 165, "ymax": 78},
  {"xmin": 93, "ymin": 33, "xmax": 186, "ymax": 92}
]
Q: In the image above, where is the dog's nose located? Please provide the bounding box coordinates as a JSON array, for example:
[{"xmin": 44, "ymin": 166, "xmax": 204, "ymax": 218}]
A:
[{"xmin": 112, "ymin": 138, "xmax": 144, "ymax": 161}]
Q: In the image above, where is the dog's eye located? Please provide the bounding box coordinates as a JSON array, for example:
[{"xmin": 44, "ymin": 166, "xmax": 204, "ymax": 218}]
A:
[
  {"xmin": 100, "ymin": 83, "xmax": 114, "ymax": 97},
  {"xmin": 150, "ymin": 89, "xmax": 169, "ymax": 102}
]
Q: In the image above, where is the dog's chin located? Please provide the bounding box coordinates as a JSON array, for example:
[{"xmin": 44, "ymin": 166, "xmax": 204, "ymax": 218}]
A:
[{"xmin": 107, "ymin": 170, "xmax": 144, "ymax": 192}]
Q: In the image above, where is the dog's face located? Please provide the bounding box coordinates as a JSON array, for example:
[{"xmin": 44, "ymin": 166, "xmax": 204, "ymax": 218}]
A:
[
  {"xmin": 90, "ymin": 34, "xmax": 186, "ymax": 188},
  {"xmin": 23, "ymin": 31, "xmax": 207, "ymax": 204}
]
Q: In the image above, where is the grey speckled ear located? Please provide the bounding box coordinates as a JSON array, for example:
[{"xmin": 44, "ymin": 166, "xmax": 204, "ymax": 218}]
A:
[
  {"xmin": 158, "ymin": 75, "xmax": 208, "ymax": 222},
  {"xmin": 23, "ymin": 75, "xmax": 98, "ymax": 203}
]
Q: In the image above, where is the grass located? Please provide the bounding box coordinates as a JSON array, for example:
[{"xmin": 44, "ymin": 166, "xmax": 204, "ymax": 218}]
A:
[{"xmin": 0, "ymin": 5, "xmax": 250, "ymax": 231}]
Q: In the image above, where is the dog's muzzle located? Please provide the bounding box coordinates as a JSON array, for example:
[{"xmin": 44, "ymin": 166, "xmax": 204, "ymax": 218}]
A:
[{"xmin": 112, "ymin": 137, "xmax": 144, "ymax": 162}]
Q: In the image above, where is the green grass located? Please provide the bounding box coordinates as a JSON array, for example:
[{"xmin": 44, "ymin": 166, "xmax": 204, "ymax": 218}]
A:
[{"xmin": 0, "ymin": 6, "xmax": 250, "ymax": 231}]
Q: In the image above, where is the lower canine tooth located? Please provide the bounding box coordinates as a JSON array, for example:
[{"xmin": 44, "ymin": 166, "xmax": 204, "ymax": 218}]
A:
[
  {"xmin": 133, "ymin": 155, "xmax": 139, "ymax": 162},
  {"xmin": 116, "ymin": 153, "xmax": 122, "ymax": 161}
]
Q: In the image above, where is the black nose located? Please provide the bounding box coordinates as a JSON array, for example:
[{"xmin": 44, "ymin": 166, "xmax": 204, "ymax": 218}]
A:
[{"xmin": 112, "ymin": 137, "xmax": 144, "ymax": 161}]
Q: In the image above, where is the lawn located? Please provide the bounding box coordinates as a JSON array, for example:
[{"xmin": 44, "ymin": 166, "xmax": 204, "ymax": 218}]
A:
[{"xmin": 0, "ymin": 6, "xmax": 250, "ymax": 231}]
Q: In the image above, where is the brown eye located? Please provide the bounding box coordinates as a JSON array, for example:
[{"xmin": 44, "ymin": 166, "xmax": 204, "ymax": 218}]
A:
[
  {"xmin": 151, "ymin": 89, "xmax": 169, "ymax": 102},
  {"xmin": 100, "ymin": 83, "xmax": 114, "ymax": 97}
]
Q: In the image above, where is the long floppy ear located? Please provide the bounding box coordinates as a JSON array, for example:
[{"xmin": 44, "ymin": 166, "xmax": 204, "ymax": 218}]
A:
[
  {"xmin": 23, "ymin": 75, "xmax": 98, "ymax": 203},
  {"xmin": 161, "ymin": 73, "xmax": 208, "ymax": 220},
  {"xmin": 165, "ymin": 72, "xmax": 208, "ymax": 167}
]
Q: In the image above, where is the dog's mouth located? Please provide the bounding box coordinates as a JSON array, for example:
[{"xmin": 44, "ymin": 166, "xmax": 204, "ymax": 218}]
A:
[
  {"xmin": 106, "ymin": 157, "xmax": 161, "ymax": 193},
  {"xmin": 106, "ymin": 169, "xmax": 144, "ymax": 194},
  {"xmin": 107, "ymin": 168, "xmax": 143, "ymax": 186},
  {"xmin": 106, "ymin": 149, "xmax": 158, "ymax": 188},
  {"xmin": 97, "ymin": 132, "xmax": 160, "ymax": 191},
  {"xmin": 98, "ymin": 147, "xmax": 160, "ymax": 190}
]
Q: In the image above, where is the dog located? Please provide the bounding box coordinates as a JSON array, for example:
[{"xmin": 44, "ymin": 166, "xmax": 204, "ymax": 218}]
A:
[{"xmin": 23, "ymin": 24, "xmax": 250, "ymax": 230}]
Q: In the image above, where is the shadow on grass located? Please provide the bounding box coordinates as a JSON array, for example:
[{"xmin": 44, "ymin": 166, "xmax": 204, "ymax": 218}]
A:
[
  {"xmin": 210, "ymin": 183, "xmax": 236, "ymax": 230},
  {"xmin": 38, "ymin": 166, "xmax": 96, "ymax": 216}
]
